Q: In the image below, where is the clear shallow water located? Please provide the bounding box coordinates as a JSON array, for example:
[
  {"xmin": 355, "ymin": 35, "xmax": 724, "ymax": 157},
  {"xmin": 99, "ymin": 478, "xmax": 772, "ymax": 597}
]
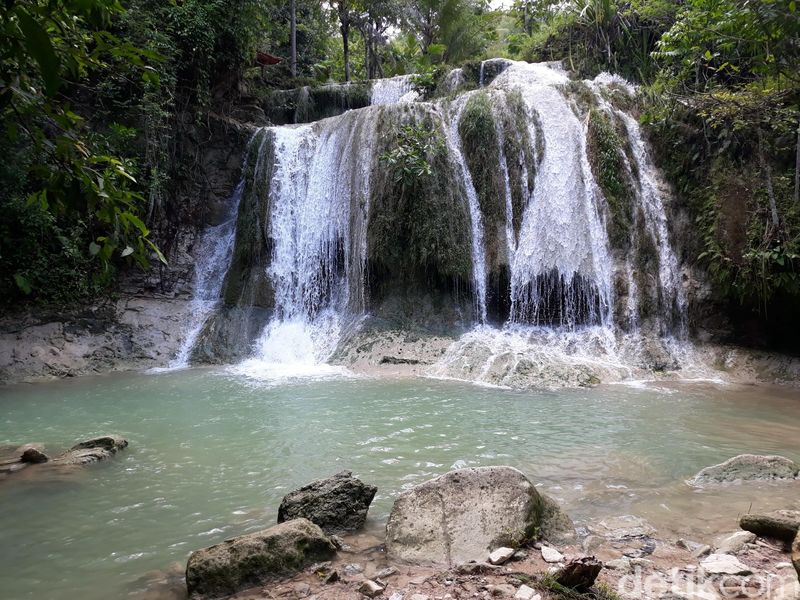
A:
[{"xmin": 0, "ymin": 369, "xmax": 799, "ymax": 599}]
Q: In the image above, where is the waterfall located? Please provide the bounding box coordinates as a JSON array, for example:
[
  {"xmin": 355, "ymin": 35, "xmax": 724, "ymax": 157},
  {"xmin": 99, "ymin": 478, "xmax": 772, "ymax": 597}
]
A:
[
  {"xmin": 370, "ymin": 75, "xmax": 419, "ymax": 105},
  {"xmin": 236, "ymin": 109, "xmax": 377, "ymax": 378},
  {"xmin": 615, "ymin": 110, "xmax": 687, "ymax": 335},
  {"xmin": 170, "ymin": 182, "xmax": 243, "ymax": 369},
  {"xmin": 179, "ymin": 62, "xmax": 693, "ymax": 386},
  {"xmin": 444, "ymin": 95, "xmax": 489, "ymax": 322},
  {"xmin": 494, "ymin": 62, "xmax": 612, "ymax": 327}
]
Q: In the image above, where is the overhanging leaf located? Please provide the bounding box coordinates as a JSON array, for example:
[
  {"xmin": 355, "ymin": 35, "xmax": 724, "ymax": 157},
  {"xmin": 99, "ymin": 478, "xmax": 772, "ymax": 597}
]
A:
[{"xmin": 16, "ymin": 9, "xmax": 61, "ymax": 96}]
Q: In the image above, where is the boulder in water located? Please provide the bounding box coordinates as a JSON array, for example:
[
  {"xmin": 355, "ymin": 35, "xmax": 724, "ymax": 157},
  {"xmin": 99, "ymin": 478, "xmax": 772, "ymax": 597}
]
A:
[
  {"xmin": 385, "ymin": 466, "xmax": 575, "ymax": 566},
  {"xmin": 739, "ymin": 510, "xmax": 800, "ymax": 542},
  {"xmin": 277, "ymin": 470, "xmax": 377, "ymax": 533},
  {"xmin": 20, "ymin": 447, "xmax": 48, "ymax": 463},
  {"xmin": 687, "ymin": 454, "xmax": 799, "ymax": 486},
  {"xmin": 51, "ymin": 435, "xmax": 128, "ymax": 465},
  {"xmin": 185, "ymin": 518, "xmax": 336, "ymax": 599}
]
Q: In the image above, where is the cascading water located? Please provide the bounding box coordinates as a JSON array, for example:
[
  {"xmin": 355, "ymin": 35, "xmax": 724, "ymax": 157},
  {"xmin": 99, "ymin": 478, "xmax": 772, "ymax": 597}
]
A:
[
  {"xmin": 370, "ymin": 75, "xmax": 419, "ymax": 105},
  {"xmin": 236, "ymin": 109, "xmax": 377, "ymax": 379},
  {"xmin": 495, "ymin": 63, "xmax": 613, "ymax": 327},
  {"xmin": 181, "ymin": 60, "xmax": 693, "ymax": 387},
  {"xmin": 170, "ymin": 182, "xmax": 243, "ymax": 369},
  {"xmin": 444, "ymin": 94, "xmax": 490, "ymax": 322},
  {"xmin": 615, "ymin": 110, "xmax": 687, "ymax": 335}
]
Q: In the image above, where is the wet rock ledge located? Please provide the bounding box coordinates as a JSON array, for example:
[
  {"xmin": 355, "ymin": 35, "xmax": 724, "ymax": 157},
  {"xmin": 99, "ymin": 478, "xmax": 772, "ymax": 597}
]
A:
[{"xmin": 0, "ymin": 434, "xmax": 128, "ymax": 478}]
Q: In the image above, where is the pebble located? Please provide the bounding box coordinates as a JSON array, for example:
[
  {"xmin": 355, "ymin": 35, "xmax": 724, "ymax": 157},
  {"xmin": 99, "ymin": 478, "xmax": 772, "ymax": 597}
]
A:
[
  {"xmin": 540, "ymin": 546, "xmax": 564, "ymax": 563},
  {"xmin": 376, "ymin": 566, "xmax": 398, "ymax": 579},
  {"xmin": 344, "ymin": 563, "xmax": 364, "ymax": 576},
  {"xmin": 488, "ymin": 547, "xmax": 515, "ymax": 565},
  {"xmin": 700, "ymin": 553, "xmax": 753, "ymax": 575},
  {"xmin": 358, "ymin": 579, "xmax": 385, "ymax": 598},
  {"xmin": 514, "ymin": 584, "xmax": 539, "ymax": 600}
]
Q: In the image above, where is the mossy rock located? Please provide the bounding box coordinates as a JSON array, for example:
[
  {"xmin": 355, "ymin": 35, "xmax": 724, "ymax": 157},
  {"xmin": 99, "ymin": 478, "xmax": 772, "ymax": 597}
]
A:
[
  {"xmin": 368, "ymin": 106, "xmax": 473, "ymax": 285},
  {"xmin": 185, "ymin": 518, "xmax": 336, "ymax": 599},
  {"xmin": 586, "ymin": 108, "xmax": 635, "ymax": 252},
  {"xmin": 458, "ymin": 92, "xmax": 505, "ymax": 264},
  {"xmin": 263, "ymin": 83, "xmax": 370, "ymax": 125}
]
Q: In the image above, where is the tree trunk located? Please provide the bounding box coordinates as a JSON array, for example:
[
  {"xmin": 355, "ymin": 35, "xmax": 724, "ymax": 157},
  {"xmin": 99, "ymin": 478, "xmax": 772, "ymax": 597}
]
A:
[
  {"xmin": 364, "ymin": 26, "xmax": 370, "ymax": 80},
  {"xmin": 290, "ymin": 0, "xmax": 297, "ymax": 77},
  {"xmin": 342, "ymin": 24, "xmax": 350, "ymax": 82},
  {"xmin": 794, "ymin": 119, "xmax": 799, "ymax": 204}
]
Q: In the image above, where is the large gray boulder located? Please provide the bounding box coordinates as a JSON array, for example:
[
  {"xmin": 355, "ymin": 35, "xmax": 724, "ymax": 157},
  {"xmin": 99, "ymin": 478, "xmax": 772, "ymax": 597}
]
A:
[
  {"xmin": 385, "ymin": 466, "xmax": 575, "ymax": 566},
  {"xmin": 687, "ymin": 454, "xmax": 799, "ymax": 486},
  {"xmin": 277, "ymin": 470, "xmax": 377, "ymax": 533},
  {"xmin": 739, "ymin": 510, "xmax": 800, "ymax": 542},
  {"xmin": 50, "ymin": 435, "xmax": 128, "ymax": 465},
  {"xmin": 185, "ymin": 518, "xmax": 336, "ymax": 599}
]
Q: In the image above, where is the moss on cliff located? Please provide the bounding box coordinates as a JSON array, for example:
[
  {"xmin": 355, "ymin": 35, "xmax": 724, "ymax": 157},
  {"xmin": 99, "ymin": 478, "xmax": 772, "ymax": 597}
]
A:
[
  {"xmin": 587, "ymin": 108, "xmax": 635, "ymax": 251},
  {"xmin": 368, "ymin": 105, "xmax": 473, "ymax": 285},
  {"xmin": 263, "ymin": 83, "xmax": 370, "ymax": 125},
  {"xmin": 459, "ymin": 92, "xmax": 506, "ymax": 261},
  {"xmin": 499, "ymin": 90, "xmax": 536, "ymax": 239}
]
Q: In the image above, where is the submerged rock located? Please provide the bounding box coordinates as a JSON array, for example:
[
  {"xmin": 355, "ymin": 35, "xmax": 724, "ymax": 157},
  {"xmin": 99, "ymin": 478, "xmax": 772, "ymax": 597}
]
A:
[
  {"xmin": 739, "ymin": 510, "xmax": 800, "ymax": 542},
  {"xmin": 20, "ymin": 448, "xmax": 48, "ymax": 463},
  {"xmin": 277, "ymin": 470, "xmax": 377, "ymax": 533},
  {"xmin": 1, "ymin": 435, "xmax": 127, "ymax": 476},
  {"xmin": 185, "ymin": 518, "xmax": 336, "ymax": 599},
  {"xmin": 385, "ymin": 466, "xmax": 575, "ymax": 566},
  {"xmin": 593, "ymin": 515, "xmax": 656, "ymax": 540},
  {"xmin": 51, "ymin": 435, "xmax": 129, "ymax": 465},
  {"xmin": 687, "ymin": 454, "xmax": 799, "ymax": 485}
]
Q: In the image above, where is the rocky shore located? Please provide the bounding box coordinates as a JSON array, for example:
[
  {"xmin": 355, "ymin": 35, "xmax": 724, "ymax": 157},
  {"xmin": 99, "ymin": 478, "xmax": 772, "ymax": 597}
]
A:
[{"xmin": 156, "ymin": 458, "xmax": 800, "ymax": 600}]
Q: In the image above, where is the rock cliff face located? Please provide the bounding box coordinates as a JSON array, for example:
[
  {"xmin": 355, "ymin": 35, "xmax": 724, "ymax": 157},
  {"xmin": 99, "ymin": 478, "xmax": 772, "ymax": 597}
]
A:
[{"xmin": 0, "ymin": 113, "xmax": 251, "ymax": 384}]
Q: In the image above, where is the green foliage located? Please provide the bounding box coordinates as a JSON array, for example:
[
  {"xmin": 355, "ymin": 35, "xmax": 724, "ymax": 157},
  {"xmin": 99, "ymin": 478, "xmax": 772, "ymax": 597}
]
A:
[
  {"xmin": 0, "ymin": 0, "xmax": 166, "ymax": 303},
  {"xmin": 655, "ymin": 0, "xmax": 800, "ymax": 91},
  {"xmin": 586, "ymin": 109, "xmax": 634, "ymax": 249},
  {"xmin": 381, "ymin": 122, "xmax": 447, "ymax": 190},
  {"xmin": 402, "ymin": 0, "xmax": 495, "ymax": 66},
  {"xmin": 370, "ymin": 116, "xmax": 472, "ymax": 280},
  {"xmin": 458, "ymin": 92, "xmax": 505, "ymax": 235},
  {"xmin": 512, "ymin": 0, "xmax": 679, "ymax": 82},
  {"xmin": 538, "ymin": 575, "xmax": 623, "ymax": 600},
  {"xmin": 0, "ymin": 0, "xmax": 276, "ymax": 305}
]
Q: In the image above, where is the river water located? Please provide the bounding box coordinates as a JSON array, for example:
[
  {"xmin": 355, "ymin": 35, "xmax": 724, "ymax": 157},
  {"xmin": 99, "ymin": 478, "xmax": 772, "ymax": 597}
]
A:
[{"xmin": 0, "ymin": 370, "xmax": 798, "ymax": 599}]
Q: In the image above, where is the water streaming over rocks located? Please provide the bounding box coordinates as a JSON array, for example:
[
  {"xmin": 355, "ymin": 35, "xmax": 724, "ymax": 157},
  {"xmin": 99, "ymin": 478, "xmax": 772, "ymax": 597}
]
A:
[
  {"xmin": 370, "ymin": 75, "xmax": 419, "ymax": 105},
  {"xmin": 496, "ymin": 63, "xmax": 613, "ymax": 328},
  {"xmin": 179, "ymin": 60, "xmax": 693, "ymax": 387},
  {"xmin": 170, "ymin": 182, "xmax": 243, "ymax": 369}
]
